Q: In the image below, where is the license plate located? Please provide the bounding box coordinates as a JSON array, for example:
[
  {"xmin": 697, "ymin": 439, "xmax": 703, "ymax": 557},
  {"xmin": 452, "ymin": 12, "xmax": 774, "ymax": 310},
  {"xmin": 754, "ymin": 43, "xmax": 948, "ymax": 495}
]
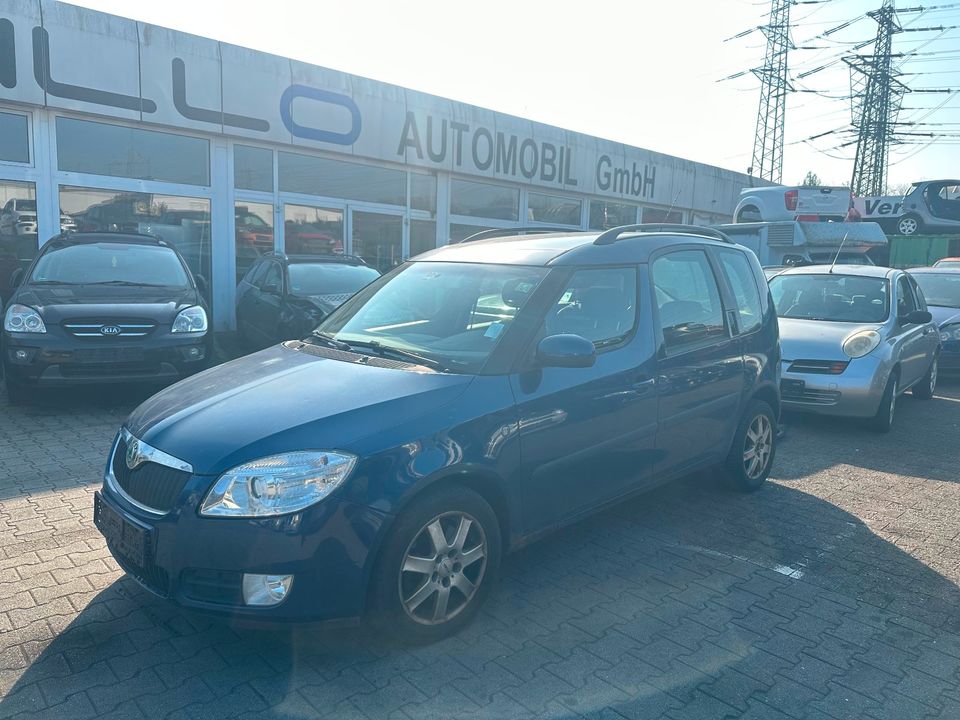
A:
[
  {"xmin": 75, "ymin": 347, "xmax": 144, "ymax": 362},
  {"xmin": 94, "ymin": 492, "xmax": 151, "ymax": 567},
  {"xmin": 781, "ymin": 379, "xmax": 805, "ymax": 394}
]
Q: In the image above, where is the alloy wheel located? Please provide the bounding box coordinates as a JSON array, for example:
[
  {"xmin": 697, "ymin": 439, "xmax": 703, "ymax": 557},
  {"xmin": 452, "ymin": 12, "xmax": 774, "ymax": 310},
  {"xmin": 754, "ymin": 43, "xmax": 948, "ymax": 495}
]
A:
[
  {"xmin": 743, "ymin": 414, "xmax": 773, "ymax": 480},
  {"xmin": 899, "ymin": 217, "xmax": 918, "ymax": 235},
  {"xmin": 398, "ymin": 511, "xmax": 487, "ymax": 626}
]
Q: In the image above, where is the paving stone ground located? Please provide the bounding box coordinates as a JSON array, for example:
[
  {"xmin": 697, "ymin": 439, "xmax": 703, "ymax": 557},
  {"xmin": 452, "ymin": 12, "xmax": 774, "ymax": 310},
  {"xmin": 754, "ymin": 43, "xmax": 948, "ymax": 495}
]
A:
[{"xmin": 2, "ymin": 380, "xmax": 960, "ymax": 719}]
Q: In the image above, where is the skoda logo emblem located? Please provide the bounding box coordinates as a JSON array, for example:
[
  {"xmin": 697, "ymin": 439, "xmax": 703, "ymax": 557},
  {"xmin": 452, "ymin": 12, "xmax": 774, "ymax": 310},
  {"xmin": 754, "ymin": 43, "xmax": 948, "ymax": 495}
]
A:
[
  {"xmin": 125, "ymin": 439, "xmax": 145, "ymax": 470},
  {"xmin": 100, "ymin": 325, "xmax": 121, "ymax": 336}
]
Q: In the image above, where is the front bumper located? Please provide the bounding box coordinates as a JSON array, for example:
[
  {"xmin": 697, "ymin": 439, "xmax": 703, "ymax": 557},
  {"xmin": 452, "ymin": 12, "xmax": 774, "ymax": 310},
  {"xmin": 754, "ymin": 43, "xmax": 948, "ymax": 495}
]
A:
[
  {"xmin": 780, "ymin": 355, "xmax": 887, "ymax": 417},
  {"xmin": 3, "ymin": 330, "xmax": 210, "ymax": 386},
  {"xmin": 95, "ymin": 451, "xmax": 389, "ymax": 622}
]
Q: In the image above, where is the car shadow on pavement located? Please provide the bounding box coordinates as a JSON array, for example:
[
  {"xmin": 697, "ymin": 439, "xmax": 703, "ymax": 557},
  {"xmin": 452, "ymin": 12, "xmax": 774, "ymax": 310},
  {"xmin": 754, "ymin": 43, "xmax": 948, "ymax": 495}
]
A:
[{"xmin": 5, "ymin": 474, "xmax": 960, "ymax": 720}]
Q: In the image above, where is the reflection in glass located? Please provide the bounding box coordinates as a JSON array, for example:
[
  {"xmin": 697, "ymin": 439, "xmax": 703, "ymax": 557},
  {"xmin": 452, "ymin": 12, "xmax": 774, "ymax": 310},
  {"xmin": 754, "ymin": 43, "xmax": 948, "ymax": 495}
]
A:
[
  {"xmin": 527, "ymin": 192, "xmax": 581, "ymax": 226},
  {"xmin": 234, "ymin": 145, "xmax": 273, "ymax": 192},
  {"xmin": 0, "ymin": 112, "xmax": 29, "ymax": 164},
  {"xmin": 235, "ymin": 202, "xmax": 274, "ymax": 282},
  {"xmin": 352, "ymin": 212, "xmax": 402, "ymax": 274},
  {"xmin": 642, "ymin": 208, "xmax": 684, "ymax": 224},
  {"xmin": 449, "ymin": 223, "xmax": 494, "ymax": 243},
  {"xmin": 56, "ymin": 118, "xmax": 210, "ymax": 186},
  {"xmin": 450, "ymin": 179, "xmax": 519, "ymax": 220},
  {"xmin": 589, "ymin": 200, "xmax": 638, "ymax": 230},
  {"xmin": 0, "ymin": 181, "xmax": 37, "ymax": 304},
  {"xmin": 279, "ymin": 152, "xmax": 405, "ymax": 206},
  {"xmin": 411, "ymin": 174, "xmax": 437, "ymax": 213},
  {"xmin": 59, "ymin": 186, "xmax": 212, "ymax": 302},
  {"xmin": 283, "ymin": 204, "xmax": 343, "ymax": 255},
  {"xmin": 410, "ymin": 220, "xmax": 437, "ymax": 258}
]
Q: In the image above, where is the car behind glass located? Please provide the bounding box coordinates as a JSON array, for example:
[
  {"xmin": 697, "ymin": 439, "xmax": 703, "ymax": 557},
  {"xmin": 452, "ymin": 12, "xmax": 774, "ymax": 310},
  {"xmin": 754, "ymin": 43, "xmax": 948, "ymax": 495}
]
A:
[
  {"xmin": 909, "ymin": 267, "xmax": 960, "ymax": 375},
  {"xmin": 2, "ymin": 232, "xmax": 211, "ymax": 404},
  {"xmin": 94, "ymin": 226, "xmax": 781, "ymax": 642}
]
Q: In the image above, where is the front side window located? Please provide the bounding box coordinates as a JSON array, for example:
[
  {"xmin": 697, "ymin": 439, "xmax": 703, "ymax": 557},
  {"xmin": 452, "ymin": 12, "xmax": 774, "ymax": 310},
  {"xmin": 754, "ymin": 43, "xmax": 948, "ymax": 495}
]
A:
[
  {"xmin": 319, "ymin": 262, "xmax": 548, "ymax": 373},
  {"xmin": 260, "ymin": 263, "xmax": 282, "ymax": 293},
  {"xmin": 652, "ymin": 250, "xmax": 727, "ymax": 352},
  {"xmin": 30, "ymin": 243, "xmax": 190, "ymax": 287},
  {"xmin": 769, "ymin": 274, "xmax": 890, "ymax": 323},
  {"xmin": 717, "ymin": 249, "xmax": 762, "ymax": 334},
  {"xmin": 897, "ymin": 276, "xmax": 918, "ymax": 316},
  {"xmin": 544, "ymin": 267, "xmax": 637, "ymax": 346}
]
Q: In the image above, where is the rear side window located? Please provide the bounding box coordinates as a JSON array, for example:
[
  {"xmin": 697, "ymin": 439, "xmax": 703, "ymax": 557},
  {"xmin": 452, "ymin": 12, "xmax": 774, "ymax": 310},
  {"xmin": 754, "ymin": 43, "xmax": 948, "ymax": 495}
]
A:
[
  {"xmin": 544, "ymin": 267, "xmax": 637, "ymax": 347},
  {"xmin": 261, "ymin": 263, "xmax": 282, "ymax": 292},
  {"xmin": 652, "ymin": 250, "xmax": 727, "ymax": 353},
  {"xmin": 716, "ymin": 248, "xmax": 763, "ymax": 334}
]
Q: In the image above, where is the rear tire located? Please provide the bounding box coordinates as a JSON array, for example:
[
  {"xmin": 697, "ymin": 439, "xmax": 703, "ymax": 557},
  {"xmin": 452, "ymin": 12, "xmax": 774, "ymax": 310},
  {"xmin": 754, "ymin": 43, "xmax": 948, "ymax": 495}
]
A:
[
  {"xmin": 722, "ymin": 400, "xmax": 777, "ymax": 492},
  {"xmin": 370, "ymin": 486, "xmax": 501, "ymax": 643},
  {"xmin": 897, "ymin": 215, "xmax": 922, "ymax": 236},
  {"xmin": 870, "ymin": 372, "xmax": 899, "ymax": 432},
  {"xmin": 912, "ymin": 356, "xmax": 938, "ymax": 400}
]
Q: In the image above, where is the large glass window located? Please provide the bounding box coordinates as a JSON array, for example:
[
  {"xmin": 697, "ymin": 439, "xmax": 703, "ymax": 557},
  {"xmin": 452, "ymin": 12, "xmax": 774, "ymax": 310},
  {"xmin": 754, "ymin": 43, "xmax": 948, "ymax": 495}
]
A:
[
  {"xmin": 411, "ymin": 220, "xmax": 437, "ymax": 258},
  {"xmin": 589, "ymin": 200, "xmax": 637, "ymax": 230},
  {"xmin": 716, "ymin": 248, "xmax": 762, "ymax": 334},
  {"xmin": 642, "ymin": 208, "xmax": 684, "ymax": 224},
  {"xmin": 527, "ymin": 192, "xmax": 581, "ymax": 226},
  {"xmin": 0, "ymin": 181, "xmax": 37, "ymax": 303},
  {"xmin": 450, "ymin": 179, "xmax": 519, "ymax": 220},
  {"xmin": 411, "ymin": 174, "xmax": 437, "ymax": 213},
  {"xmin": 279, "ymin": 152, "xmax": 406, "ymax": 206},
  {"xmin": 652, "ymin": 250, "xmax": 727, "ymax": 352},
  {"xmin": 352, "ymin": 212, "xmax": 402, "ymax": 274},
  {"xmin": 56, "ymin": 118, "xmax": 210, "ymax": 186},
  {"xmin": 0, "ymin": 112, "xmax": 29, "ymax": 164},
  {"xmin": 544, "ymin": 267, "xmax": 637, "ymax": 346},
  {"xmin": 283, "ymin": 204, "xmax": 343, "ymax": 255},
  {"xmin": 234, "ymin": 145, "xmax": 273, "ymax": 192},
  {"xmin": 235, "ymin": 202, "xmax": 274, "ymax": 283},
  {"xmin": 59, "ymin": 187, "xmax": 212, "ymax": 300}
]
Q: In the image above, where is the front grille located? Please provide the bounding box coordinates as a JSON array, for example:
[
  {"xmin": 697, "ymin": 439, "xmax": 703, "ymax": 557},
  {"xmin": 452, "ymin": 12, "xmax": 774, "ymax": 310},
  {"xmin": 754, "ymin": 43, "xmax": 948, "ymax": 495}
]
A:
[
  {"xmin": 180, "ymin": 568, "xmax": 243, "ymax": 606},
  {"xmin": 787, "ymin": 359, "xmax": 849, "ymax": 374},
  {"xmin": 780, "ymin": 382, "xmax": 841, "ymax": 405},
  {"xmin": 112, "ymin": 436, "xmax": 191, "ymax": 513},
  {"xmin": 63, "ymin": 319, "xmax": 157, "ymax": 338}
]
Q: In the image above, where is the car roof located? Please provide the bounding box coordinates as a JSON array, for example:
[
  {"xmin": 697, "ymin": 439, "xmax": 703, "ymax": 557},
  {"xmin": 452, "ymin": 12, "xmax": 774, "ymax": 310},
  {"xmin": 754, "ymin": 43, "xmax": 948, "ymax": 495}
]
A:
[
  {"xmin": 415, "ymin": 228, "xmax": 741, "ymax": 267},
  {"xmin": 43, "ymin": 232, "xmax": 168, "ymax": 248},
  {"xmin": 772, "ymin": 264, "xmax": 894, "ymax": 279},
  {"xmin": 265, "ymin": 253, "xmax": 369, "ymax": 266}
]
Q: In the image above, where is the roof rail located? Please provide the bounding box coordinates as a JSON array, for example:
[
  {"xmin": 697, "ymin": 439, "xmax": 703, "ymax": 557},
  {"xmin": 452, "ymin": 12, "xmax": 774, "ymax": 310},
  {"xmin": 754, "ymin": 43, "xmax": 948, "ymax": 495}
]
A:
[
  {"xmin": 457, "ymin": 226, "xmax": 577, "ymax": 244},
  {"xmin": 593, "ymin": 224, "xmax": 733, "ymax": 246}
]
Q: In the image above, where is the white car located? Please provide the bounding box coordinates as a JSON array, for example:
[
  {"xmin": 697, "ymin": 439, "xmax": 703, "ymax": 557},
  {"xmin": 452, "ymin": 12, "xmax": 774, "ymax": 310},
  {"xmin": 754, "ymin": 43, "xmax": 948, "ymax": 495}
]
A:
[
  {"xmin": 0, "ymin": 198, "xmax": 38, "ymax": 235},
  {"xmin": 734, "ymin": 186, "xmax": 851, "ymax": 223}
]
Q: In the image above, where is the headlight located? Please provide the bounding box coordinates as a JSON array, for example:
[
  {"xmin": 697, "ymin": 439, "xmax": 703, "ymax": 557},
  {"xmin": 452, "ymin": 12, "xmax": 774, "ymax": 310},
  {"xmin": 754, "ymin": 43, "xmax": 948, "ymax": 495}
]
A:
[
  {"xmin": 171, "ymin": 305, "xmax": 207, "ymax": 333},
  {"xmin": 842, "ymin": 329, "xmax": 881, "ymax": 358},
  {"xmin": 941, "ymin": 324, "xmax": 960, "ymax": 342},
  {"xmin": 3, "ymin": 304, "xmax": 46, "ymax": 333},
  {"xmin": 200, "ymin": 451, "xmax": 357, "ymax": 517}
]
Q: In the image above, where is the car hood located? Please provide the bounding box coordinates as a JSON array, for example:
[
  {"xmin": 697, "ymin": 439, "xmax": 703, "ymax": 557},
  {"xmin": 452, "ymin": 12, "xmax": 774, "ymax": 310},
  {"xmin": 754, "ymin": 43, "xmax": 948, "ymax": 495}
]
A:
[
  {"xmin": 15, "ymin": 285, "xmax": 199, "ymax": 324},
  {"xmin": 778, "ymin": 317, "xmax": 882, "ymax": 361},
  {"xmin": 928, "ymin": 305, "xmax": 960, "ymax": 327},
  {"xmin": 125, "ymin": 343, "xmax": 474, "ymax": 475}
]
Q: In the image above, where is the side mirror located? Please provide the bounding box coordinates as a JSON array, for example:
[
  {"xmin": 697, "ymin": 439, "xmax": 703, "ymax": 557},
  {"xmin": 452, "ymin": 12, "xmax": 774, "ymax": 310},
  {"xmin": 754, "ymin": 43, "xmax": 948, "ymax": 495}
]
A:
[
  {"xmin": 536, "ymin": 334, "xmax": 596, "ymax": 369},
  {"xmin": 904, "ymin": 309, "xmax": 932, "ymax": 325},
  {"xmin": 194, "ymin": 274, "xmax": 208, "ymax": 294}
]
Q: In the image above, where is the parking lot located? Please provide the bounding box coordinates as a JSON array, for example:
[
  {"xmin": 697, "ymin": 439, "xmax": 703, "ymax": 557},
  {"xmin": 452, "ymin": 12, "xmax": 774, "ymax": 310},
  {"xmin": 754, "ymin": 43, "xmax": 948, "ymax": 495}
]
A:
[{"xmin": 2, "ymin": 381, "xmax": 960, "ymax": 720}]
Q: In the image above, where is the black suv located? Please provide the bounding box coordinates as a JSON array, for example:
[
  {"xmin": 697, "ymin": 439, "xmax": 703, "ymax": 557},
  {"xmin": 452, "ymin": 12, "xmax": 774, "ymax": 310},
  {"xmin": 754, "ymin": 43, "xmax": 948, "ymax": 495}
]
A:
[
  {"xmin": 2, "ymin": 233, "xmax": 211, "ymax": 403},
  {"xmin": 236, "ymin": 253, "xmax": 380, "ymax": 348}
]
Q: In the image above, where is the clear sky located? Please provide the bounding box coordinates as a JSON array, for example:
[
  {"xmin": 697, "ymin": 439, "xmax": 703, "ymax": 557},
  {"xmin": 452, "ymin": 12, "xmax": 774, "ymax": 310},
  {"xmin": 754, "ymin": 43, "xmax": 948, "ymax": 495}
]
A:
[{"xmin": 67, "ymin": 0, "xmax": 960, "ymax": 191}]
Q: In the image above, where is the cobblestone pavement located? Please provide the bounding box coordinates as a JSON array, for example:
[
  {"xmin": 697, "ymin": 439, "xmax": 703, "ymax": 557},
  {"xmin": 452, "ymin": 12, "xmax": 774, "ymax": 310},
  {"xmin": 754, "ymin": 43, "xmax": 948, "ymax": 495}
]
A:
[{"xmin": 3, "ymin": 381, "xmax": 960, "ymax": 719}]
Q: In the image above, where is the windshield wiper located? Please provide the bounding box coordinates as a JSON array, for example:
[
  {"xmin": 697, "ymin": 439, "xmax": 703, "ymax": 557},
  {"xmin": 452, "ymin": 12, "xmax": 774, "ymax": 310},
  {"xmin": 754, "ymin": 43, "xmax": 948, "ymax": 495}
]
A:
[
  {"xmin": 345, "ymin": 340, "xmax": 447, "ymax": 371},
  {"xmin": 307, "ymin": 331, "xmax": 352, "ymax": 351},
  {"xmin": 28, "ymin": 280, "xmax": 74, "ymax": 285},
  {"xmin": 84, "ymin": 280, "xmax": 167, "ymax": 287}
]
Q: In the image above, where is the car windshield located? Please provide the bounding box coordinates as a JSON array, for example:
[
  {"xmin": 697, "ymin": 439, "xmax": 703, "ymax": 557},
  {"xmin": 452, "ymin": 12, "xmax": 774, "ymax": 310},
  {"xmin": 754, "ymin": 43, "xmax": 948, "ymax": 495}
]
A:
[
  {"xmin": 287, "ymin": 263, "xmax": 381, "ymax": 297},
  {"xmin": 318, "ymin": 261, "xmax": 548, "ymax": 373},
  {"xmin": 913, "ymin": 273, "xmax": 960, "ymax": 308},
  {"xmin": 30, "ymin": 243, "xmax": 190, "ymax": 287},
  {"xmin": 769, "ymin": 273, "xmax": 889, "ymax": 322}
]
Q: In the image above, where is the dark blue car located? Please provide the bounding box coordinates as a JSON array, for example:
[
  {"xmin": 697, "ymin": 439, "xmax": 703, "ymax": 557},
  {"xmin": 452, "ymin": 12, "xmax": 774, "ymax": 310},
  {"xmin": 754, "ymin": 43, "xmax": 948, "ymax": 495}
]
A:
[
  {"xmin": 909, "ymin": 267, "xmax": 960, "ymax": 375},
  {"xmin": 94, "ymin": 225, "xmax": 781, "ymax": 641}
]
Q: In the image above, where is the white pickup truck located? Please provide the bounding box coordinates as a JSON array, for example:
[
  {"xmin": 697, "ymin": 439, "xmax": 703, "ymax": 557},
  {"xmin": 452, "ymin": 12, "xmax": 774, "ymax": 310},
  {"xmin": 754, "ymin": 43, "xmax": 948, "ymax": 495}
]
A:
[{"xmin": 733, "ymin": 186, "xmax": 851, "ymax": 223}]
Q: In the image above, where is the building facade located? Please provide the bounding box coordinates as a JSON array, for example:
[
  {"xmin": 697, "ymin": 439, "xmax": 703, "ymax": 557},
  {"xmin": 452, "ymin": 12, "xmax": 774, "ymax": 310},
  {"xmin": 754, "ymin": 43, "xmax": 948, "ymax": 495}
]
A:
[{"xmin": 0, "ymin": 1, "xmax": 762, "ymax": 330}]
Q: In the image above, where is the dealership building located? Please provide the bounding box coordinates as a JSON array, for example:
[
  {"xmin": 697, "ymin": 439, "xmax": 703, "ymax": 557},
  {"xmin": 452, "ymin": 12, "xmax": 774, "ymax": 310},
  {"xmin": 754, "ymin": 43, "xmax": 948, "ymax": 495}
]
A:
[{"xmin": 0, "ymin": 1, "xmax": 761, "ymax": 330}]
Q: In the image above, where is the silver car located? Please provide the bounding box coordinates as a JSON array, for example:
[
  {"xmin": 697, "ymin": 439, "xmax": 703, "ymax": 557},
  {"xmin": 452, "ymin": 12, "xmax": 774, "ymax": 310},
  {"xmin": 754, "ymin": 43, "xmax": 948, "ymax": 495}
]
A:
[
  {"xmin": 770, "ymin": 265, "xmax": 940, "ymax": 431},
  {"xmin": 897, "ymin": 179, "xmax": 960, "ymax": 236}
]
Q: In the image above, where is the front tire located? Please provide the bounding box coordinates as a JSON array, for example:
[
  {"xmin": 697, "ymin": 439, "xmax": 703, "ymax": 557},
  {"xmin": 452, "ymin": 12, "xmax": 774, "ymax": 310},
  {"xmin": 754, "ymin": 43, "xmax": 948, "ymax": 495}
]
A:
[
  {"xmin": 723, "ymin": 400, "xmax": 777, "ymax": 492},
  {"xmin": 870, "ymin": 372, "xmax": 899, "ymax": 432},
  {"xmin": 370, "ymin": 486, "xmax": 501, "ymax": 643},
  {"xmin": 912, "ymin": 356, "xmax": 938, "ymax": 399},
  {"xmin": 897, "ymin": 215, "xmax": 922, "ymax": 236}
]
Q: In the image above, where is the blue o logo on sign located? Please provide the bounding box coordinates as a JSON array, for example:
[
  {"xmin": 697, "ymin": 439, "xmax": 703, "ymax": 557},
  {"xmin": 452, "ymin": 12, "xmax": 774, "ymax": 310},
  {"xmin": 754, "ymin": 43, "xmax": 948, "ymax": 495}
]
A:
[{"xmin": 280, "ymin": 85, "xmax": 362, "ymax": 145}]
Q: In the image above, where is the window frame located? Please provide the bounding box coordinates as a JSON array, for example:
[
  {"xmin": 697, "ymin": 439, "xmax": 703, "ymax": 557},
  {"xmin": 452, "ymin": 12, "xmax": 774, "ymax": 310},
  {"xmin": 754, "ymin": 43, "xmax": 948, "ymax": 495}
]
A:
[
  {"xmin": 649, "ymin": 245, "xmax": 732, "ymax": 358},
  {"xmin": 0, "ymin": 109, "xmax": 33, "ymax": 167}
]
